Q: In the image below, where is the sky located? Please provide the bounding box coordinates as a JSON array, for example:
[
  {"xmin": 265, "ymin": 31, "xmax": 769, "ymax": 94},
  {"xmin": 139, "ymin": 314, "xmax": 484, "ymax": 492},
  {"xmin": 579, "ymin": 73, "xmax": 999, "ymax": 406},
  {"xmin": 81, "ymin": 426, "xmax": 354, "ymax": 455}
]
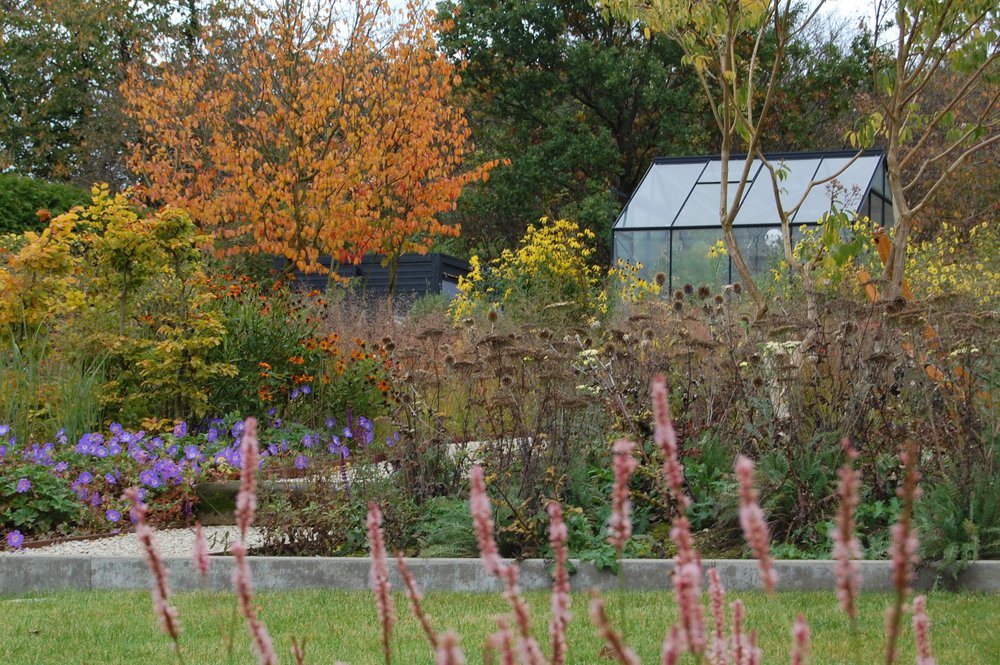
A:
[{"xmin": 813, "ymin": 0, "xmax": 878, "ymax": 26}]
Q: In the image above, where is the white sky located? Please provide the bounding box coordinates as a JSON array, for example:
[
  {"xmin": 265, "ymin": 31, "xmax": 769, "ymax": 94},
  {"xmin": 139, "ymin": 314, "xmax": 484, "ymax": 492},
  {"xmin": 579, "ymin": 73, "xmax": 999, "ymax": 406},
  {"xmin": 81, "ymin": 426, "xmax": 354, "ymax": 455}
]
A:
[{"xmin": 814, "ymin": 0, "xmax": 878, "ymax": 26}]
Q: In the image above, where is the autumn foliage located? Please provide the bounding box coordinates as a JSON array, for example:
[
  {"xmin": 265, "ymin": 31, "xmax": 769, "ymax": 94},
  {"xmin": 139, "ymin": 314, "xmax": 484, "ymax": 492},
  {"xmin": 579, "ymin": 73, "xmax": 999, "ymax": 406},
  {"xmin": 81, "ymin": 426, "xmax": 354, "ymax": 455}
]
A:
[{"xmin": 123, "ymin": 0, "xmax": 499, "ymax": 277}]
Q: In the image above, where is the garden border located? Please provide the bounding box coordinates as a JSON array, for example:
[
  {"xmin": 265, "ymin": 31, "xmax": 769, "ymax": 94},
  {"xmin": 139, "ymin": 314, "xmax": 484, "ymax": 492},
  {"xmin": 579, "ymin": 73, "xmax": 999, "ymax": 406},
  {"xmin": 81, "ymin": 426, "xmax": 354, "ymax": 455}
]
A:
[{"xmin": 1, "ymin": 557, "xmax": 998, "ymax": 595}]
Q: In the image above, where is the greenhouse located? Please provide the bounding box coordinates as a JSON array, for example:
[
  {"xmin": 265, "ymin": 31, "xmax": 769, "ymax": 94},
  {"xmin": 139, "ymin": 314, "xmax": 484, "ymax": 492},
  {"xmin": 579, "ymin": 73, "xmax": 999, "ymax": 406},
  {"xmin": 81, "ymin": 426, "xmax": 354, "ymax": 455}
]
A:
[{"xmin": 612, "ymin": 150, "xmax": 893, "ymax": 289}]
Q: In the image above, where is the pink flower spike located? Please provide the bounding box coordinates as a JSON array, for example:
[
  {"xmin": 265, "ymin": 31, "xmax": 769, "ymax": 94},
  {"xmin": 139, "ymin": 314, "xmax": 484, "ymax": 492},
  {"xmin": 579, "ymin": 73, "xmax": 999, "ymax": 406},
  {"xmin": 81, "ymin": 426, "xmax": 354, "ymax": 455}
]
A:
[
  {"xmin": 735, "ymin": 455, "xmax": 777, "ymax": 593},
  {"xmin": 235, "ymin": 417, "xmax": 259, "ymax": 538},
  {"xmin": 547, "ymin": 501, "xmax": 571, "ymax": 665},
  {"xmin": 469, "ymin": 466, "xmax": 545, "ymax": 665},
  {"xmin": 672, "ymin": 558, "xmax": 706, "ymax": 655},
  {"xmin": 661, "ymin": 624, "xmax": 685, "ymax": 665},
  {"xmin": 125, "ymin": 486, "xmax": 182, "ymax": 652},
  {"xmin": 608, "ymin": 438, "xmax": 638, "ymax": 555},
  {"xmin": 469, "ymin": 465, "xmax": 503, "ymax": 577},
  {"xmin": 790, "ymin": 615, "xmax": 810, "ymax": 665},
  {"xmin": 589, "ymin": 591, "xmax": 640, "ymax": 665},
  {"xmin": 912, "ymin": 596, "xmax": 936, "ymax": 665},
  {"xmin": 397, "ymin": 554, "xmax": 437, "ymax": 649},
  {"xmin": 730, "ymin": 599, "xmax": 747, "ymax": 665},
  {"xmin": 748, "ymin": 629, "xmax": 763, "ymax": 665},
  {"xmin": 651, "ymin": 375, "xmax": 689, "ymax": 509},
  {"xmin": 434, "ymin": 630, "xmax": 466, "ymax": 665},
  {"xmin": 230, "ymin": 540, "xmax": 277, "ymax": 665},
  {"xmin": 488, "ymin": 618, "xmax": 517, "ymax": 665},
  {"xmin": 707, "ymin": 569, "xmax": 728, "ymax": 665},
  {"xmin": 885, "ymin": 441, "xmax": 921, "ymax": 665},
  {"xmin": 193, "ymin": 522, "xmax": 210, "ymax": 579},
  {"xmin": 833, "ymin": 439, "xmax": 861, "ymax": 621},
  {"xmin": 367, "ymin": 501, "xmax": 395, "ymax": 665}
]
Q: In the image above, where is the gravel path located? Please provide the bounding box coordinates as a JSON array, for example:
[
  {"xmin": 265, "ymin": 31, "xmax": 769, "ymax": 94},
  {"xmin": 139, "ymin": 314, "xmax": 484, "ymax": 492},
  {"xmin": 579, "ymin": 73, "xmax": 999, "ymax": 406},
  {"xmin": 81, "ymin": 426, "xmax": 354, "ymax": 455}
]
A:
[{"xmin": 1, "ymin": 526, "xmax": 262, "ymax": 558}]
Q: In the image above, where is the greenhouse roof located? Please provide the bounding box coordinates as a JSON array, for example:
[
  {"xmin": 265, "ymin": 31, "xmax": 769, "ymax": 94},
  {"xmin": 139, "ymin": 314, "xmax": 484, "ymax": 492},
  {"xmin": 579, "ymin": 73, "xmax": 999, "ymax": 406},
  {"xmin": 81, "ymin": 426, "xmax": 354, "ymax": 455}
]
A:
[{"xmin": 613, "ymin": 150, "xmax": 889, "ymax": 230}]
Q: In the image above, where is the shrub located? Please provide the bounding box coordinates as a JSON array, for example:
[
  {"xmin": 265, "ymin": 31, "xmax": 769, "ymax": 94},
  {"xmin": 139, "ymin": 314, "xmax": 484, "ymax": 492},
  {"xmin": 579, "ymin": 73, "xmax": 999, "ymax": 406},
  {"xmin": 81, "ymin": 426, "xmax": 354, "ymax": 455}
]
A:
[
  {"xmin": 0, "ymin": 186, "xmax": 236, "ymax": 424},
  {"xmin": 0, "ymin": 173, "xmax": 88, "ymax": 235}
]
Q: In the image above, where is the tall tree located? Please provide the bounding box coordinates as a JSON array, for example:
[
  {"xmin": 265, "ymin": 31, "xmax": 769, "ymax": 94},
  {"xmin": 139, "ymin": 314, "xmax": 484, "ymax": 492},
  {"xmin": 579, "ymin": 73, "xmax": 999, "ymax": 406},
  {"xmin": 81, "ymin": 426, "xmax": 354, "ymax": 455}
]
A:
[
  {"xmin": 124, "ymin": 0, "xmax": 498, "ymax": 284},
  {"xmin": 857, "ymin": 0, "xmax": 999, "ymax": 297},
  {"xmin": 435, "ymin": 0, "xmax": 710, "ymax": 257},
  {"xmin": 0, "ymin": 0, "xmax": 225, "ymax": 186}
]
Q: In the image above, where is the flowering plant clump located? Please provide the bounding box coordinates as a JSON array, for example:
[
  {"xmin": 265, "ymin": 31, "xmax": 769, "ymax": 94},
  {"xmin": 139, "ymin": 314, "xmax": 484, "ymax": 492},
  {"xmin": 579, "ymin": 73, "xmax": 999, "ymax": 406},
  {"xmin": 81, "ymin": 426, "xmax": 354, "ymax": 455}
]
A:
[
  {"xmin": 450, "ymin": 218, "xmax": 657, "ymax": 327},
  {"xmin": 209, "ymin": 279, "xmax": 394, "ymax": 423},
  {"xmin": 905, "ymin": 221, "xmax": 1000, "ymax": 306},
  {"xmin": 0, "ymin": 409, "xmax": 389, "ymax": 548},
  {"xmin": 450, "ymin": 218, "xmax": 603, "ymax": 325}
]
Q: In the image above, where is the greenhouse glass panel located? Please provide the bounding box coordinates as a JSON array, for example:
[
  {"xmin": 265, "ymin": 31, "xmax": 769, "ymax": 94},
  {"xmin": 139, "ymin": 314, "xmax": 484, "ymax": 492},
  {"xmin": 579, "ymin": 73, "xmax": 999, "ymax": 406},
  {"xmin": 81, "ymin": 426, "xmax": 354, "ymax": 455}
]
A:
[
  {"xmin": 733, "ymin": 227, "xmax": 784, "ymax": 276},
  {"xmin": 615, "ymin": 162, "xmax": 704, "ymax": 229},
  {"xmin": 698, "ymin": 158, "xmax": 761, "ymax": 183},
  {"xmin": 674, "ymin": 183, "xmax": 742, "ymax": 227},
  {"xmin": 795, "ymin": 155, "xmax": 882, "ymax": 223},
  {"xmin": 613, "ymin": 230, "xmax": 670, "ymax": 279},
  {"xmin": 670, "ymin": 229, "xmax": 728, "ymax": 288}
]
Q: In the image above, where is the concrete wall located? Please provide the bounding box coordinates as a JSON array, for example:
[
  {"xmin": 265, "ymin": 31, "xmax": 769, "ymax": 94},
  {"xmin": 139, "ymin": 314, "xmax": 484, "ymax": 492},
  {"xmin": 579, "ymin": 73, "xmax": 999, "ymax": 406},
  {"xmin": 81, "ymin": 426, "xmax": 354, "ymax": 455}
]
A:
[{"xmin": 2, "ymin": 557, "xmax": 998, "ymax": 595}]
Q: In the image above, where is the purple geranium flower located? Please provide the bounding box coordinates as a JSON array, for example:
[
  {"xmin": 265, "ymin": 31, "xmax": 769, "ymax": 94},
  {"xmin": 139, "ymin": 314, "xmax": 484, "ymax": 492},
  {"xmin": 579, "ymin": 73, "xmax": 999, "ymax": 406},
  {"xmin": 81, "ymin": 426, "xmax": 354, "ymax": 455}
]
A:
[
  {"xmin": 0, "ymin": 424, "xmax": 10, "ymax": 436},
  {"xmin": 77, "ymin": 471, "xmax": 93, "ymax": 485},
  {"xmin": 206, "ymin": 428, "xmax": 218, "ymax": 443},
  {"xmin": 105, "ymin": 473, "xmax": 117, "ymax": 485},
  {"xmin": 302, "ymin": 434, "xmax": 313, "ymax": 448},
  {"xmin": 325, "ymin": 417, "xmax": 336, "ymax": 429},
  {"xmin": 55, "ymin": 461, "xmax": 69, "ymax": 472},
  {"xmin": 6, "ymin": 530, "xmax": 24, "ymax": 549},
  {"xmin": 294, "ymin": 454, "xmax": 309, "ymax": 470},
  {"xmin": 184, "ymin": 445, "xmax": 200, "ymax": 461},
  {"xmin": 357, "ymin": 416, "xmax": 373, "ymax": 432},
  {"xmin": 173, "ymin": 421, "xmax": 188, "ymax": 439},
  {"xmin": 139, "ymin": 470, "xmax": 161, "ymax": 488},
  {"xmin": 16, "ymin": 478, "xmax": 30, "ymax": 493},
  {"xmin": 106, "ymin": 509, "xmax": 121, "ymax": 523},
  {"xmin": 109, "ymin": 422, "xmax": 123, "ymax": 435},
  {"xmin": 301, "ymin": 385, "xmax": 311, "ymax": 395}
]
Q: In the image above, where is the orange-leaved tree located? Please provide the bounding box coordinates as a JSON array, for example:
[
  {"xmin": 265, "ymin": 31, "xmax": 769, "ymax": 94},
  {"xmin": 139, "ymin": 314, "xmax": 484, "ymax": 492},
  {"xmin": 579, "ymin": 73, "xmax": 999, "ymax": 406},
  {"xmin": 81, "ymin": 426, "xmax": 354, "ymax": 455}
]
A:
[{"xmin": 123, "ymin": 0, "xmax": 499, "ymax": 287}]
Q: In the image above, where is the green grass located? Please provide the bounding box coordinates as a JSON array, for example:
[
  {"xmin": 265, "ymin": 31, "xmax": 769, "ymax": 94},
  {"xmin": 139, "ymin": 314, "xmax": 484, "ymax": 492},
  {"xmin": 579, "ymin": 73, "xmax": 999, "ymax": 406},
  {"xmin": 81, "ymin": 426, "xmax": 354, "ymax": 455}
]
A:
[{"xmin": 1, "ymin": 590, "xmax": 997, "ymax": 664}]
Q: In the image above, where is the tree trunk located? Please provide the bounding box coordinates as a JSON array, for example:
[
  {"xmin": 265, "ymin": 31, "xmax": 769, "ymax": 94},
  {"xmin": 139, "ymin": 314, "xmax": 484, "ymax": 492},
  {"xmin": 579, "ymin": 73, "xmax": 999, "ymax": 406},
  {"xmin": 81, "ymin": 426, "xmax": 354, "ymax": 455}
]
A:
[{"xmin": 882, "ymin": 147, "xmax": 911, "ymax": 300}]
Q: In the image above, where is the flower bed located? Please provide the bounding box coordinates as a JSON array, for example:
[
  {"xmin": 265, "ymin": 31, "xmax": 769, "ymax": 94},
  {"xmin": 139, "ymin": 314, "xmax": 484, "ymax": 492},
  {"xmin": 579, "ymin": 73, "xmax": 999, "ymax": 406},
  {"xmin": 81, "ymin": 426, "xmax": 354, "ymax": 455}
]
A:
[{"xmin": 1, "ymin": 413, "xmax": 390, "ymax": 549}]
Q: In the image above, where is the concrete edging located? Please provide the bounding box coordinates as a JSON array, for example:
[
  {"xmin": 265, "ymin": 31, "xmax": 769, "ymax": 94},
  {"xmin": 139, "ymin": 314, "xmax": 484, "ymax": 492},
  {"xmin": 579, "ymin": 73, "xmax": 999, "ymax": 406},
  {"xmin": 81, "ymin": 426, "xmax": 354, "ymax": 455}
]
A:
[{"xmin": 1, "ymin": 557, "xmax": 998, "ymax": 595}]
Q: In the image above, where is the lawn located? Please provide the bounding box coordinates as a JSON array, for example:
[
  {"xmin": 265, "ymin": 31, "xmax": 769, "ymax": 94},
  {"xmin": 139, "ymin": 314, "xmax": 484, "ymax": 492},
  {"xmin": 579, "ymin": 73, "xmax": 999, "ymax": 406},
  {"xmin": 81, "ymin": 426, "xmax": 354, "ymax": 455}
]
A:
[{"xmin": 1, "ymin": 590, "xmax": 997, "ymax": 664}]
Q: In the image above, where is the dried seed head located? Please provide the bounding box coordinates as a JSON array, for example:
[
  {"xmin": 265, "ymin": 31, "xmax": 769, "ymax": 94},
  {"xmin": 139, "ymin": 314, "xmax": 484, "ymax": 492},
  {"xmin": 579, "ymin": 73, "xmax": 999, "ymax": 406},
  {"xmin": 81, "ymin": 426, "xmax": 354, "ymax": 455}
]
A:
[
  {"xmin": 654, "ymin": 272, "xmax": 667, "ymax": 287},
  {"xmin": 501, "ymin": 375, "xmax": 513, "ymax": 387},
  {"xmin": 672, "ymin": 301, "xmax": 683, "ymax": 312},
  {"xmin": 674, "ymin": 290, "xmax": 685, "ymax": 301},
  {"xmin": 683, "ymin": 283, "xmax": 694, "ymax": 295},
  {"xmin": 444, "ymin": 354, "xmax": 456, "ymax": 366},
  {"xmin": 732, "ymin": 282, "xmax": 743, "ymax": 294},
  {"xmin": 714, "ymin": 294, "xmax": 724, "ymax": 304},
  {"xmin": 487, "ymin": 309, "xmax": 499, "ymax": 322},
  {"xmin": 642, "ymin": 327, "xmax": 654, "ymax": 340},
  {"xmin": 462, "ymin": 317, "xmax": 475, "ymax": 328},
  {"xmin": 697, "ymin": 285, "xmax": 710, "ymax": 299}
]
